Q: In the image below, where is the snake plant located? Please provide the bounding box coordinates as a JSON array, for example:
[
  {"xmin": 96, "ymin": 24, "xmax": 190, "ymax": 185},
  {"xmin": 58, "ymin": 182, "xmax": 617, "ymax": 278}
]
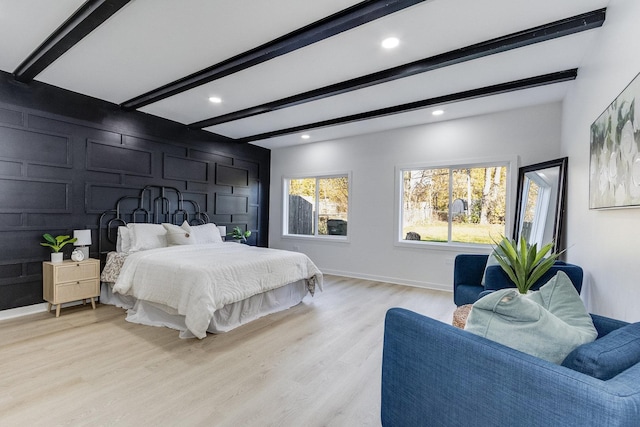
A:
[{"xmin": 492, "ymin": 236, "xmax": 562, "ymax": 294}]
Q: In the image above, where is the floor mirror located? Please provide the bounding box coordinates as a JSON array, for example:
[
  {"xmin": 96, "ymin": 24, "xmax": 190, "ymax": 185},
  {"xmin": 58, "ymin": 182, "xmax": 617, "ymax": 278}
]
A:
[{"xmin": 513, "ymin": 157, "xmax": 568, "ymax": 253}]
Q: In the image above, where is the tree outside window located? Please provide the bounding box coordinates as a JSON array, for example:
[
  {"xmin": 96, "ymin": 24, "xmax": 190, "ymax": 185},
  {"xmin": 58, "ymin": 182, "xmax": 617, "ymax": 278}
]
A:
[
  {"xmin": 285, "ymin": 175, "xmax": 349, "ymax": 238},
  {"xmin": 401, "ymin": 165, "xmax": 507, "ymax": 245}
]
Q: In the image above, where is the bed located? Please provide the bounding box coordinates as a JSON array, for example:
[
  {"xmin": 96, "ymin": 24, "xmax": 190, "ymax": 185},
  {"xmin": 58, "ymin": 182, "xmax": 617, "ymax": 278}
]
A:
[{"xmin": 98, "ymin": 186, "xmax": 322, "ymax": 339}]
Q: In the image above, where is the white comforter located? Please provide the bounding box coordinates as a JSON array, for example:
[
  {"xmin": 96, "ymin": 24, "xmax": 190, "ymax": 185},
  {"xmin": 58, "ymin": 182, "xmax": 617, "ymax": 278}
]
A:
[{"xmin": 113, "ymin": 243, "xmax": 323, "ymax": 338}]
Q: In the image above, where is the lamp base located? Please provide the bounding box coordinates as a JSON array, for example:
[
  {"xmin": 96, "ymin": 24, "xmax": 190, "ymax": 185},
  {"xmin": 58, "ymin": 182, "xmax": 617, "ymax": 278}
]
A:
[{"xmin": 78, "ymin": 246, "xmax": 89, "ymax": 259}]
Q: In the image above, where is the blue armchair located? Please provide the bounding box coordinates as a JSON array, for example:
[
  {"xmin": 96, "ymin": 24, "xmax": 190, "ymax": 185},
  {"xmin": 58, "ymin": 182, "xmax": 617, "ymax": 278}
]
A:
[
  {"xmin": 381, "ymin": 308, "xmax": 640, "ymax": 427},
  {"xmin": 453, "ymin": 254, "xmax": 583, "ymax": 306}
]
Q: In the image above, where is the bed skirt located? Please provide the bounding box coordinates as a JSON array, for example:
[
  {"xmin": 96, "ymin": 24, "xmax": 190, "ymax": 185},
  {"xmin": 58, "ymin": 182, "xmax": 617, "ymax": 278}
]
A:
[{"xmin": 100, "ymin": 280, "xmax": 308, "ymax": 338}]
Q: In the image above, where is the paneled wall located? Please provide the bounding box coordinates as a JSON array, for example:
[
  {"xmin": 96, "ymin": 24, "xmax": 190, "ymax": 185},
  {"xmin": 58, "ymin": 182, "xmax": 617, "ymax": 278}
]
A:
[{"xmin": 0, "ymin": 71, "xmax": 270, "ymax": 311}]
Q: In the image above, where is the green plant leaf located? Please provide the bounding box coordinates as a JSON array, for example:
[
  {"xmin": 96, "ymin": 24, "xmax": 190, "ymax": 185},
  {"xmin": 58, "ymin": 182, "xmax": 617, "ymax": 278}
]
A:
[
  {"xmin": 40, "ymin": 233, "xmax": 77, "ymax": 252},
  {"xmin": 527, "ymin": 256, "xmax": 558, "ymax": 288},
  {"xmin": 491, "ymin": 235, "xmax": 563, "ymax": 293}
]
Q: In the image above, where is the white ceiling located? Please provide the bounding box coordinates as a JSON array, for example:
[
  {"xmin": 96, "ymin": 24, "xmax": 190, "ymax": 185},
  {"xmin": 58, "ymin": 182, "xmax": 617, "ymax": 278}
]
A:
[{"xmin": 0, "ymin": 0, "xmax": 610, "ymax": 149}]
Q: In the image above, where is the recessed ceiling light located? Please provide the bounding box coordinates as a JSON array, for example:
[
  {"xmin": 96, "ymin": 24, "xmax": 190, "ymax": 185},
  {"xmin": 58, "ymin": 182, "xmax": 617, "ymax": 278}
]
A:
[
  {"xmin": 432, "ymin": 109, "xmax": 444, "ymax": 116},
  {"xmin": 208, "ymin": 96, "xmax": 222, "ymax": 104},
  {"xmin": 301, "ymin": 134, "xmax": 310, "ymax": 140},
  {"xmin": 381, "ymin": 37, "xmax": 400, "ymax": 49}
]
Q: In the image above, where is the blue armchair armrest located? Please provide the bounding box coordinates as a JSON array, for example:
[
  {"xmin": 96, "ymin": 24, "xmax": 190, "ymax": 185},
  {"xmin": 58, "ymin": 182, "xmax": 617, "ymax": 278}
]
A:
[
  {"xmin": 453, "ymin": 254, "xmax": 488, "ymax": 306},
  {"xmin": 381, "ymin": 308, "xmax": 640, "ymax": 427}
]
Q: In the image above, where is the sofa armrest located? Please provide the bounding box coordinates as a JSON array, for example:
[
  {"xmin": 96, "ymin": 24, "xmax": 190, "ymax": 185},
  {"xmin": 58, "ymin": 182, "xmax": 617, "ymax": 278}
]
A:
[
  {"xmin": 381, "ymin": 308, "xmax": 640, "ymax": 427},
  {"xmin": 592, "ymin": 313, "xmax": 630, "ymax": 338}
]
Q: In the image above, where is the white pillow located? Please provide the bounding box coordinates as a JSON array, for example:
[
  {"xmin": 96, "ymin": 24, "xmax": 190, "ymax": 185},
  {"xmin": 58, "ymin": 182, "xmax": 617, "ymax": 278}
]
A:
[
  {"xmin": 480, "ymin": 252, "xmax": 500, "ymax": 286},
  {"xmin": 162, "ymin": 221, "xmax": 195, "ymax": 246},
  {"xmin": 127, "ymin": 223, "xmax": 167, "ymax": 252},
  {"xmin": 190, "ymin": 223, "xmax": 223, "ymax": 244},
  {"xmin": 116, "ymin": 226, "xmax": 131, "ymax": 253}
]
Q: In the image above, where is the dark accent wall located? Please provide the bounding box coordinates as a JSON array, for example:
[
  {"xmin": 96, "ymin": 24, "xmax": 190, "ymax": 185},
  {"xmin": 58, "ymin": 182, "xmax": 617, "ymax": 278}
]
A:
[{"xmin": 0, "ymin": 71, "xmax": 270, "ymax": 311}]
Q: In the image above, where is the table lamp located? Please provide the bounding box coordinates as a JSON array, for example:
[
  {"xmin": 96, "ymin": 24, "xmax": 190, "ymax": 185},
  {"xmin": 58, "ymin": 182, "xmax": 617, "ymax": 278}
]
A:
[{"xmin": 73, "ymin": 229, "xmax": 92, "ymax": 259}]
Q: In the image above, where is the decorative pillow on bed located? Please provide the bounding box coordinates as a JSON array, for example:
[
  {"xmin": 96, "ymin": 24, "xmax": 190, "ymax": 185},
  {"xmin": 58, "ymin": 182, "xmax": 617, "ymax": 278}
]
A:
[
  {"xmin": 162, "ymin": 221, "xmax": 195, "ymax": 246},
  {"xmin": 190, "ymin": 223, "xmax": 223, "ymax": 244},
  {"xmin": 127, "ymin": 223, "xmax": 167, "ymax": 252},
  {"xmin": 116, "ymin": 226, "xmax": 132, "ymax": 253},
  {"xmin": 465, "ymin": 271, "xmax": 597, "ymax": 364}
]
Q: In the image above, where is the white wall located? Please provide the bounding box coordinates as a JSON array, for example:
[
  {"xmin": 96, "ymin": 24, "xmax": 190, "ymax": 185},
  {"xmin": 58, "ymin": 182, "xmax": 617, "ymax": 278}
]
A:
[
  {"xmin": 269, "ymin": 103, "xmax": 563, "ymax": 291},
  {"xmin": 562, "ymin": 0, "xmax": 640, "ymax": 322}
]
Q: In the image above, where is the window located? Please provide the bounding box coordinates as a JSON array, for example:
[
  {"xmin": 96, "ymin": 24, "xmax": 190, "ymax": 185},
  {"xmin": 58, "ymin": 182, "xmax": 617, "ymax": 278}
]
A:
[
  {"xmin": 399, "ymin": 163, "xmax": 509, "ymax": 245},
  {"xmin": 284, "ymin": 174, "xmax": 349, "ymax": 238}
]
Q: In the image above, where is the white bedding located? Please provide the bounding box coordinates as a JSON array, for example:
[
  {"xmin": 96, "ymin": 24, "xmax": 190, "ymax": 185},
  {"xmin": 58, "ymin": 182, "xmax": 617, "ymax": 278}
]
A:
[{"xmin": 112, "ymin": 243, "xmax": 323, "ymax": 338}]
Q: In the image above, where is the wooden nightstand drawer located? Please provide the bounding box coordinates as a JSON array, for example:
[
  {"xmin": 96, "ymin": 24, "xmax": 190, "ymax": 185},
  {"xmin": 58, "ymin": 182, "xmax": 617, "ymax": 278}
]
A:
[
  {"xmin": 54, "ymin": 261, "xmax": 99, "ymax": 283},
  {"xmin": 55, "ymin": 279, "xmax": 99, "ymax": 302}
]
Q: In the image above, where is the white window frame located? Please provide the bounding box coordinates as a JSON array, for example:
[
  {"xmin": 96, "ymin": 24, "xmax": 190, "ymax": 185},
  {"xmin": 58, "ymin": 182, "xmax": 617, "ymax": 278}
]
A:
[
  {"xmin": 282, "ymin": 172, "xmax": 351, "ymax": 242},
  {"xmin": 519, "ymin": 172, "xmax": 552, "ymax": 248},
  {"xmin": 394, "ymin": 156, "xmax": 517, "ymax": 250}
]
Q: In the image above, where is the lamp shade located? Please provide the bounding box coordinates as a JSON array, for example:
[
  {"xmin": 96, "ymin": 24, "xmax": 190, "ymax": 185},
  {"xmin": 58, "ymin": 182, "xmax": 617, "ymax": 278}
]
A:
[{"xmin": 73, "ymin": 229, "xmax": 92, "ymax": 246}]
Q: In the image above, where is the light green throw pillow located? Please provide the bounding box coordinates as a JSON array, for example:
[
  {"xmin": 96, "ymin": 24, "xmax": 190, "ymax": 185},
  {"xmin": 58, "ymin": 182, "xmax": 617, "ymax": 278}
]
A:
[{"xmin": 465, "ymin": 271, "xmax": 597, "ymax": 364}]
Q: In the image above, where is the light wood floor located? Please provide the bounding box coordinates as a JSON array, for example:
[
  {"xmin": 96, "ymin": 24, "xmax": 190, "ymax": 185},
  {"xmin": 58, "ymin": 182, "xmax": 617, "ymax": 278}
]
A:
[{"xmin": 0, "ymin": 275, "xmax": 455, "ymax": 427}]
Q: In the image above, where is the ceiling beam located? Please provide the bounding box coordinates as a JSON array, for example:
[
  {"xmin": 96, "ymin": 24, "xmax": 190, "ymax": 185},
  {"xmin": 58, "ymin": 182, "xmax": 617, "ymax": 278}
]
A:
[
  {"xmin": 13, "ymin": 0, "xmax": 131, "ymax": 83},
  {"xmin": 233, "ymin": 69, "xmax": 578, "ymax": 143},
  {"xmin": 191, "ymin": 9, "xmax": 605, "ymax": 129},
  {"xmin": 120, "ymin": 0, "xmax": 428, "ymax": 110}
]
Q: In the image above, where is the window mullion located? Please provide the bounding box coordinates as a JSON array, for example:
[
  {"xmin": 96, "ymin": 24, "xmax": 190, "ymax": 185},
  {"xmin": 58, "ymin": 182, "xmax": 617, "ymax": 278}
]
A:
[
  {"xmin": 447, "ymin": 168, "xmax": 453, "ymax": 243},
  {"xmin": 314, "ymin": 178, "xmax": 320, "ymax": 237}
]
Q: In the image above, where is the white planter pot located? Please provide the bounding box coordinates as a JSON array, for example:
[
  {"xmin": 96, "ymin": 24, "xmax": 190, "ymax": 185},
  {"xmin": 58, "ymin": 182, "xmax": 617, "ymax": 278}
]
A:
[{"xmin": 50, "ymin": 252, "xmax": 63, "ymax": 263}]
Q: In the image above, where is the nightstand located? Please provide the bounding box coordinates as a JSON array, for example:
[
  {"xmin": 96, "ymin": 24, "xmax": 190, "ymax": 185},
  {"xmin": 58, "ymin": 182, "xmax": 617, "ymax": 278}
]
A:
[{"xmin": 42, "ymin": 258, "xmax": 100, "ymax": 317}]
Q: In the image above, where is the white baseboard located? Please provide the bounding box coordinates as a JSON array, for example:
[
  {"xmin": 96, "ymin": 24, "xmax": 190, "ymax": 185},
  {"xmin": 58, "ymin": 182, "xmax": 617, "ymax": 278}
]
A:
[
  {"xmin": 1, "ymin": 272, "xmax": 451, "ymax": 322},
  {"xmin": 319, "ymin": 268, "xmax": 451, "ymax": 293},
  {"xmin": 0, "ymin": 303, "xmax": 49, "ymax": 321},
  {"xmin": 0, "ymin": 300, "xmax": 86, "ymax": 322}
]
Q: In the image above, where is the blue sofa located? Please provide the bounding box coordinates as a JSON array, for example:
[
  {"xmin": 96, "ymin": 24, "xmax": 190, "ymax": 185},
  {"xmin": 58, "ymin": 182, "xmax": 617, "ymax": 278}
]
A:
[
  {"xmin": 381, "ymin": 308, "xmax": 640, "ymax": 427},
  {"xmin": 453, "ymin": 254, "xmax": 584, "ymax": 306}
]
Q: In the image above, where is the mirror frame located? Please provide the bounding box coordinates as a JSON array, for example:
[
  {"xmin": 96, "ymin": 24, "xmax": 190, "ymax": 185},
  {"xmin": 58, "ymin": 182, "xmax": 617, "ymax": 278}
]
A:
[{"xmin": 512, "ymin": 157, "xmax": 568, "ymax": 254}]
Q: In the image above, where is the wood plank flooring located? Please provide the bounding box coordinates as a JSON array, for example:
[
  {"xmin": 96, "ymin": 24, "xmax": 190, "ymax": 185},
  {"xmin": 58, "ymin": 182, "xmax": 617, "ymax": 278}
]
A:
[{"xmin": 0, "ymin": 275, "xmax": 456, "ymax": 427}]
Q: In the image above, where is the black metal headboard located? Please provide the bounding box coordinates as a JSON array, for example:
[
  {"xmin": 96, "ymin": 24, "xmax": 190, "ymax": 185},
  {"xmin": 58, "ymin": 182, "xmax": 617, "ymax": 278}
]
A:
[{"xmin": 98, "ymin": 185, "xmax": 209, "ymax": 256}]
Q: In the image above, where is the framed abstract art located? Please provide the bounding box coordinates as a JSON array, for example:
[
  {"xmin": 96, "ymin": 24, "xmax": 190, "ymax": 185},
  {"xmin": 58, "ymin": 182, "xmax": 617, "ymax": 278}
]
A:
[{"xmin": 590, "ymin": 72, "xmax": 640, "ymax": 209}]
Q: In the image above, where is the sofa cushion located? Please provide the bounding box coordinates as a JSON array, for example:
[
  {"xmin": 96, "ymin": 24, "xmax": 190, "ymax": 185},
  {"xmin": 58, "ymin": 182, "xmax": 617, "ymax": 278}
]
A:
[
  {"xmin": 465, "ymin": 271, "xmax": 597, "ymax": 364},
  {"xmin": 562, "ymin": 322, "xmax": 640, "ymax": 380}
]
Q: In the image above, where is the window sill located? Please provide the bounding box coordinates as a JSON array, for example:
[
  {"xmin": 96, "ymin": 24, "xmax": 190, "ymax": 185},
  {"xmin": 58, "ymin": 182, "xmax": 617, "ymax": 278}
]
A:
[
  {"xmin": 394, "ymin": 240, "xmax": 491, "ymax": 253},
  {"xmin": 282, "ymin": 234, "xmax": 350, "ymax": 244}
]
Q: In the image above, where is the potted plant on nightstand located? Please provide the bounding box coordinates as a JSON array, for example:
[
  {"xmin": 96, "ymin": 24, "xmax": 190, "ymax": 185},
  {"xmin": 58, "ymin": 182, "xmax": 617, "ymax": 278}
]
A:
[
  {"xmin": 41, "ymin": 233, "xmax": 77, "ymax": 263},
  {"xmin": 228, "ymin": 226, "xmax": 251, "ymax": 243}
]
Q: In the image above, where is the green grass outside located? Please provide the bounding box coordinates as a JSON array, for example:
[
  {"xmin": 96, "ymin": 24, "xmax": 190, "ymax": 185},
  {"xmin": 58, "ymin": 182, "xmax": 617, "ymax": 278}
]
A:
[{"xmin": 403, "ymin": 222, "xmax": 505, "ymax": 244}]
